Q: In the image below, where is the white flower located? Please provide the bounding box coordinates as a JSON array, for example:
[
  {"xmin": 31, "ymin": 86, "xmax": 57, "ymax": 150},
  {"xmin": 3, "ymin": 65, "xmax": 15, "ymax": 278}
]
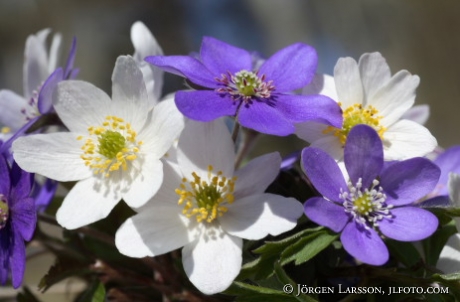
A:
[
  {"xmin": 296, "ymin": 52, "xmax": 437, "ymax": 161},
  {"xmin": 115, "ymin": 119, "xmax": 303, "ymax": 295},
  {"xmin": 12, "ymin": 56, "xmax": 184, "ymax": 229},
  {"xmin": 131, "ymin": 21, "xmax": 163, "ymax": 107},
  {"xmin": 0, "ymin": 28, "xmax": 62, "ymax": 134}
]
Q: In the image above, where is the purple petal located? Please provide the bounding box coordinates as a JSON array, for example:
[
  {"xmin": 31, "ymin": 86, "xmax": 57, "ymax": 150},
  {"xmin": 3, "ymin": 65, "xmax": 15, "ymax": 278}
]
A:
[
  {"xmin": 304, "ymin": 197, "xmax": 349, "ymax": 232},
  {"xmin": 200, "ymin": 37, "xmax": 252, "ymax": 75},
  {"xmin": 237, "ymin": 100, "xmax": 294, "ymax": 135},
  {"xmin": 10, "ymin": 161, "xmax": 33, "ymax": 200},
  {"xmin": 145, "ymin": 55, "xmax": 217, "ymax": 88},
  {"xmin": 344, "ymin": 125, "xmax": 383, "ymax": 188},
  {"xmin": 9, "ymin": 232, "xmax": 26, "ymax": 288},
  {"xmin": 301, "ymin": 147, "xmax": 347, "ymax": 201},
  {"xmin": 175, "ymin": 90, "xmax": 238, "ymax": 121},
  {"xmin": 381, "ymin": 158, "xmax": 441, "ymax": 206},
  {"xmin": 435, "ymin": 146, "xmax": 460, "ymax": 196},
  {"xmin": 379, "ymin": 207, "xmax": 438, "ymax": 241},
  {"xmin": 38, "ymin": 67, "xmax": 64, "ymax": 114},
  {"xmin": 34, "ymin": 179, "xmax": 58, "ymax": 212},
  {"xmin": 259, "ymin": 43, "xmax": 317, "ymax": 91},
  {"xmin": 64, "ymin": 37, "xmax": 77, "ymax": 78},
  {"xmin": 0, "ymin": 155, "xmax": 10, "ymax": 195},
  {"xmin": 341, "ymin": 222, "xmax": 389, "ymax": 265},
  {"xmin": 11, "ymin": 197, "xmax": 36, "ymax": 241},
  {"xmin": 274, "ymin": 94, "xmax": 342, "ymax": 127}
]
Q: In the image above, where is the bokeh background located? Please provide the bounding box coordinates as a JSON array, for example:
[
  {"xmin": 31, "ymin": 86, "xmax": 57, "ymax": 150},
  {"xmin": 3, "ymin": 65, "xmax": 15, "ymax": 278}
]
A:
[{"xmin": 0, "ymin": 0, "xmax": 459, "ymax": 300}]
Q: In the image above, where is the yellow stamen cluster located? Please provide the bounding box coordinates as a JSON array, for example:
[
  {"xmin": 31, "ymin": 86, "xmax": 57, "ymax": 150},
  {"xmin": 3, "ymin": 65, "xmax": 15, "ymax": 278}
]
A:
[
  {"xmin": 175, "ymin": 165, "xmax": 237, "ymax": 223},
  {"xmin": 1, "ymin": 127, "xmax": 10, "ymax": 134},
  {"xmin": 78, "ymin": 116, "xmax": 143, "ymax": 177},
  {"xmin": 323, "ymin": 102, "xmax": 386, "ymax": 145}
]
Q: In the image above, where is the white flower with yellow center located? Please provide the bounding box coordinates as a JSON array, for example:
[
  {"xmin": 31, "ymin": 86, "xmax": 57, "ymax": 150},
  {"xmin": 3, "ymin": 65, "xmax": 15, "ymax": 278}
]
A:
[
  {"xmin": 12, "ymin": 56, "xmax": 184, "ymax": 229},
  {"xmin": 115, "ymin": 119, "xmax": 303, "ymax": 295},
  {"xmin": 296, "ymin": 52, "xmax": 437, "ymax": 161}
]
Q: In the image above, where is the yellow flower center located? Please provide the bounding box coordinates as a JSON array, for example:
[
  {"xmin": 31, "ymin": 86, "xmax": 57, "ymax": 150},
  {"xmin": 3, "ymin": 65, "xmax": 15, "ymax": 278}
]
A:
[
  {"xmin": 234, "ymin": 70, "xmax": 261, "ymax": 97},
  {"xmin": 323, "ymin": 103, "xmax": 386, "ymax": 145},
  {"xmin": 1, "ymin": 127, "xmax": 10, "ymax": 135},
  {"xmin": 175, "ymin": 165, "xmax": 237, "ymax": 223},
  {"xmin": 0, "ymin": 195, "xmax": 9, "ymax": 229},
  {"xmin": 78, "ymin": 116, "xmax": 143, "ymax": 177}
]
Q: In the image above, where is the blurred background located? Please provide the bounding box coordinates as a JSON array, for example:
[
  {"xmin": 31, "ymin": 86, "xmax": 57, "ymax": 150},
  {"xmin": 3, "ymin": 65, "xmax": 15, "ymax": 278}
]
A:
[{"xmin": 0, "ymin": 0, "xmax": 459, "ymax": 299}]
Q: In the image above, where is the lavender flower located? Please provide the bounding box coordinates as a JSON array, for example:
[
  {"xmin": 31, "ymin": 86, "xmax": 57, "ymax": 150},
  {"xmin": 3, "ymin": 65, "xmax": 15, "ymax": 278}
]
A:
[
  {"xmin": 302, "ymin": 125, "xmax": 440, "ymax": 265},
  {"xmin": 146, "ymin": 37, "xmax": 342, "ymax": 136},
  {"xmin": 0, "ymin": 155, "xmax": 36, "ymax": 288}
]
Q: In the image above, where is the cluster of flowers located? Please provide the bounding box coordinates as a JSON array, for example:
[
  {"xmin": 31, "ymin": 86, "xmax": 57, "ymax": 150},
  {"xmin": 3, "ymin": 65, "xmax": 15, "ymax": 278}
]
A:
[{"xmin": 0, "ymin": 21, "xmax": 459, "ymax": 296}]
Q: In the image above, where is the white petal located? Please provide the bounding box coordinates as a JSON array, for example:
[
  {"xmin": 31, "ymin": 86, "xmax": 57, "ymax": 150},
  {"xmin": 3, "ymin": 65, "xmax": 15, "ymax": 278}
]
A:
[
  {"xmin": 234, "ymin": 152, "xmax": 281, "ymax": 199},
  {"xmin": 56, "ymin": 177, "xmax": 120, "ymax": 229},
  {"xmin": 333, "ymin": 57, "xmax": 364, "ymax": 108},
  {"xmin": 111, "ymin": 56, "xmax": 149, "ymax": 130},
  {"xmin": 220, "ymin": 193, "xmax": 302, "ymax": 240},
  {"xmin": 182, "ymin": 227, "xmax": 242, "ymax": 295},
  {"xmin": 131, "ymin": 21, "xmax": 164, "ymax": 104},
  {"xmin": 448, "ymin": 173, "xmax": 460, "ymax": 231},
  {"xmin": 115, "ymin": 203, "xmax": 192, "ymax": 258},
  {"xmin": 310, "ymin": 134, "xmax": 344, "ymax": 161},
  {"xmin": 383, "ymin": 119, "xmax": 437, "ymax": 160},
  {"xmin": 23, "ymin": 30, "xmax": 50, "ymax": 99},
  {"xmin": 139, "ymin": 97, "xmax": 184, "ymax": 158},
  {"xmin": 401, "ymin": 104, "xmax": 430, "ymax": 125},
  {"xmin": 437, "ymin": 234, "xmax": 460, "ymax": 274},
  {"xmin": 47, "ymin": 32, "xmax": 62, "ymax": 74},
  {"xmin": 358, "ymin": 52, "xmax": 391, "ymax": 101},
  {"xmin": 370, "ymin": 70, "xmax": 420, "ymax": 126},
  {"xmin": 177, "ymin": 119, "xmax": 234, "ymax": 180},
  {"xmin": 122, "ymin": 155, "xmax": 163, "ymax": 208},
  {"xmin": 0, "ymin": 90, "xmax": 29, "ymax": 130},
  {"xmin": 295, "ymin": 121, "xmax": 330, "ymax": 144},
  {"xmin": 54, "ymin": 80, "xmax": 111, "ymax": 133},
  {"xmin": 12, "ymin": 132, "xmax": 92, "ymax": 181},
  {"xmin": 302, "ymin": 73, "xmax": 338, "ymax": 101}
]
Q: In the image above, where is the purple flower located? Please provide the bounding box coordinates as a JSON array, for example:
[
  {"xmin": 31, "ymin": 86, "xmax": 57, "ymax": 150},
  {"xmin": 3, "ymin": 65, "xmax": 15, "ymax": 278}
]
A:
[
  {"xmin": 0, "ymin": 155, "xmax": 36, "ymax": 288},
  {"xmin": 146, "ymin": 37, "xmax": 342, "ymax": 136},
  {"xmin": 302, "ymin": 125, "xmax": 440, "ymax": 265}
]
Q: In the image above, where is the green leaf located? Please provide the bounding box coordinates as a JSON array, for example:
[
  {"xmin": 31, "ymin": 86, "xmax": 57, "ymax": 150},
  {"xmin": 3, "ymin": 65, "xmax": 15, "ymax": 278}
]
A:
[
  {"xmin": 386, "ymin": 240, "xmax": 422, "ymax": 268},
  {"xmin": 225, "ymin": 281, "xmax": 299, "ymax": 302},
  {"xmin": 274, "ymin": 262, "xmax": 318, "ymax": 302},
  {"xmin": 431, "ymin": 273, "xmax": 460, "ymax": 300},
  {"xmin": 280, "ymin": 230, "xmax": 338, "ymax": 266},
  {"xmin": 422, "ymin": 222, "xmax": 457, "ymax": 266},
  {"xmin": 76, "ymin": 281, "xmax": 106, "ymax": 302}
]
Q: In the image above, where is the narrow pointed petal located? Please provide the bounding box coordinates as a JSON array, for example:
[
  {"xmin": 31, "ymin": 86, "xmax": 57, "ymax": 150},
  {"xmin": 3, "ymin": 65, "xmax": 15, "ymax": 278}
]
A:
[
  {"xmin": 0, "ymin": 90, "xmax": 29, "ymax": 131},
  {"xmin": 56, "ymin": 178, "xmax": 120, "ymax": 229},
  {"xmin": 435, "ymin": 146, "xmax": 460, "ymax": 196},
  {"xmin": 175, "ymin": 90, "xmax": 238, "ymax": 122},
  {"xmin": 38, "ymin": 67, "xmax": 64, "ymax": 114},
  {"xmin": 304, "ymin": 197, "xmax": 349, "ymax": 232},
  {"xmin": 381, "ymin": 158, "xmax": 440, "ymax": 206},
  {"xmin": 0, "ymin": 155, "xmax": 10, "ymax": 195},
  {"xmin": 182, "ymin": 229, "xmax": 242, "ymax": 295},
  {"xmin": 341, "ymin": 222, "xmax": 389, "ymax": 265},
  {"xmin": 23, "ymin": 33, "xmax": 49, "ymax": 99},
  {"xmin": 358, "ymin": 52, "xmax": 391, "ymax": 100},
  {"xmin": 146, "ymin": 56, "xmax": 217, "ymax": 88},
  {"xmin": 379, "ymin": 207, "xmax": 438, "ymax": 241},
  {"xmin": 63, "ymin": 37, "xmax": 77, "ymax": 77},
  {"xmin": 200, "ymin": 37, "xmax": 252, "ymax": 75},
  {"xmin": 259, "ymin": 43, "xmax": 317, "ymax": 91},
  {"xmin": 333, "ymin": 57, "xmax": 363, "ymax": 108},
  {"xmin": 220, "ymin": 193, "xmax": 302, "ymax": 240},
  {"xmin": 12, "ymin": 133, "xmax": 92, "ymax": 181},
  {"xmin": 301, "ymin": 147, "xmax": 347, "ymax": 201},
  {"xmin": 345, "ymin": 125, "xmax": 383, "ymax": 188}
]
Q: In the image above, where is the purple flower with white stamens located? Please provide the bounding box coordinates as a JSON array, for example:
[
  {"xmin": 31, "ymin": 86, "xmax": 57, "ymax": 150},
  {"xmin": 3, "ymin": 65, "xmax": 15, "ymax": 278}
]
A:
[
  {"xmin": 0, "ymin": 155, "xmax": 36, "ymax": 288},
  {"xmin": 302, "ymin": 125, "xmax": 440, "ymax": 265},
  {"xmin": 146, "ymin": 37, "xmax": 342, "ymax": 136}
]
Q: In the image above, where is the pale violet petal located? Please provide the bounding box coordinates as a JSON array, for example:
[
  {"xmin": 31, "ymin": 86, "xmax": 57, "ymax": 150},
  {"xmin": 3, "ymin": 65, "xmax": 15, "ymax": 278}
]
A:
[
  {"xmin": 139, "ymin": 97, "xmax": 184, "ymax": 158},
  {"xmin": 301, "ymin": 73, "xmax": 338, "ymax": 101},
  {"xmin": 54, "ymin": 80, "xmax": 111, "ymax": 133},
  {"xmin": 115, "ymin": 203, "xmax": 192, "ymax": 258},
  {"xmin": 448, "ymin": 173, "xmax": 460, "ymax": 232},
  {"xmin": 0, "ymin": 90, "xmax": 29, "ymax": 130},
  {"xmin": 12, "ymin": 132, "xmax": 92, "ymax": 181},
  {"xmin": 295, "ymin": 121, "xmax": 330, "ymax": 144},
  {"xmin": 383, "ymin": 119, "xmax": 437, "ymax": 160},
  {"xmin": 56, "ymin": 177, "xmax": 120, "ymax": 229},
  {"xmin": 47, "ymin": 32, "xmax": 62, "ymax": 73},
  {"xmin": 23, "ymin": 31, "xmax": 49, "ymax": 99},
  {"xmin": 358, "ymin": 52, "xmax": 391, "ymax": 101},
  {"xmin": 333, "ymin": 57, "xmax": 363, "ymax": 108},
  {"xmin": 111, "ymin": 56, "xmax": 149, "ymax": 130},
  {"xmin": 177, "ymin": 119, "xmax": 234, "ymax": 180},
  {"xmin": 234, "ymin": 153, "xmax": 281, "ymax": 199},
  {"xmin": 182, "ymin": 227, "xmax": 242, "ymax": 295},
  {"xmin": 437, "ymin": 234, "xmax": 460, "ymax": 274},
  {"xmin": 401, "ymin": 104, "xmax": 430, "ymax": 125},
  {"xmin": 122, "ymin": 155, "xmax": 163, "ymax": 208},
  {"xmin": 219, "ymin": 193, "xmax": 302, "ymax": 240}
]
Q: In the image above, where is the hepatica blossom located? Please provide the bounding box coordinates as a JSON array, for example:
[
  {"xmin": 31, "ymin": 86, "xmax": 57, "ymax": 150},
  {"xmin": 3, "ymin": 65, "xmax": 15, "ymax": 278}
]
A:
[
  {"xmin": 0, "ymin": 155, "xmax": 36, "ymax": 288},
  {"xmin": 302, "ymin": 125, "xmax": 439, "ymax": 265},
  {"xmin": 146, "ymin": 37, "xmax": 342, "ymax": 136},
  {"xmin": 115, "ymin": 119, "xmax": 303, "ymax": 294},
  {"xmin": 296, "ymin": 52, "xmax": 437, "ymax": 161},
  {"xmin": 12, "ymin": 56, "xmax": 184, "ymax": 229}
]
